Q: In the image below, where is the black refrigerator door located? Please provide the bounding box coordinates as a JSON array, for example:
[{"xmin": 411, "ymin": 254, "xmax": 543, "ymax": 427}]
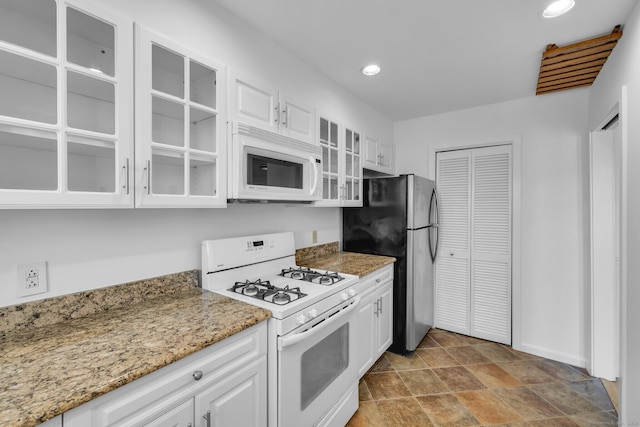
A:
[
  {"xmin": 428, "ymin": 188, "xmax": 440, "ymax": 262},
  {"xmin": 343, "ymin": 176, "xmax": 408, "ymax": 258}
]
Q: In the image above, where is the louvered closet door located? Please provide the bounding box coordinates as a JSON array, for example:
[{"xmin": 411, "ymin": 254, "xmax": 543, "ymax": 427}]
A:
[
  {"xmin": 435, "ymin": 145, "xmax": 512, "ymax": 345},
  {"xmin": 470, "ymin": 146, "xmax": 512, "ymax": 344},
  {"xmin": 435, "ymin": 150, "xmax": 472, "ymax": 335}
]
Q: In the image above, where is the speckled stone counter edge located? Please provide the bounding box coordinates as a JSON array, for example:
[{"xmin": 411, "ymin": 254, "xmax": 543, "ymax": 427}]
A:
[
  {"xmin": 296, "ymin": 242, "xmax": 396, "ymax": 277},
  {"xmin": 295, "ymin": 241, "xmax": 339, "ymax": 265},
  {"xmin": 0, "ymin": 270, "xmax": 199, "ymax": 337}
]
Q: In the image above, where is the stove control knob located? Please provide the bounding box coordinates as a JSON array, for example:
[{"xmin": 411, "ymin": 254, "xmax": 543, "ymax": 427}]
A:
[
  {"xmin": 348, "ymin": 289, "xmax": 356, "ymax": 297},
  {"xmin": 340, "ymin": 292, "xmax": 349, "ymax": 301},
  {"xmin": 296, "ymin": 314, "xmax": 308, "ymax": 325},
  {"xmin": 308, "ymin": 308, "xmax": 318, "ymax": 318}
]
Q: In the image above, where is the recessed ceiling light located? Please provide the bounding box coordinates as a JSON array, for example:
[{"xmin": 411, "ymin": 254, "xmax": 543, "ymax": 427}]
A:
[
  {"xmin": 362, "ymin": 64, "xmax": 381, "ymax": 76},
  {"xmin": 542, "ymin": 0, "xmax": 575, "ymax": 18}
]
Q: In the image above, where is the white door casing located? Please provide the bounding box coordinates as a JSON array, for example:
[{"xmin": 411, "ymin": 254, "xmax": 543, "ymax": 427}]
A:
[{"xmin": 589, "ymin": 116, "xmax": 621, "ymax": 381}]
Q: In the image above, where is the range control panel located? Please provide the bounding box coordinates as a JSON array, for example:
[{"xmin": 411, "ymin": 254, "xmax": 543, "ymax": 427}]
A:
[
  {"xmin": 203, "ymin": 232, "xmax": 295, "ymax": 273},
  {"xmin": 245, "ymin": 238, "xmax": 275, "ymax": 252}
]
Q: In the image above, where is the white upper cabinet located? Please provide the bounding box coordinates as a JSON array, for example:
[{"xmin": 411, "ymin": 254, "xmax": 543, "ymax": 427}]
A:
[
  {"xmin": 317, "ymin": 115, "xmax": 340, "ymax": 205},
  {"xmin": 342, "ymin": 124, "xmax": 363, "ymax": 206},
  {"xmin": 278, "ymin": 91, "xmax": 315, "ymax": 143},
  {"xmin": 229, "ymin": 70, "xmax": 315, "ymax": 145},
  {"xmin": 135, "ymin": 26, "xmax": 227, "ymax": 208},
  {"xmin": 229, "ymin": 71, "xmax": 278, "ymax": 132},
  {"xmin": 315, "ymin": 115, "xmax": 362, "ymax": 207},
  {"xmin": 0, "ymin": 0, "xmax": 134, "ymax": 208},
  {"xmin": 364, "ymin": 135, "xmax": 395, "ymax": 175}
]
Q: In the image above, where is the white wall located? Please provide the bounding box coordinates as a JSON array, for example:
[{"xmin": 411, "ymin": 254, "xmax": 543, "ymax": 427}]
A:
[
  {"xmin": 0, "ymin": 206, "xmax": 339, "ymax": 307},
  {"xmin": 394, "ymin": 90, "xmax": 590, "ymax": 367},
  {"xmin": 100, "ymin": 0, "xmax": 393, "ymax": 141},
  {"xmin": 588, "ymin": 1, "xmax": 640, "ymax": 422},
  {"xmin": 0, "ymin": 0, "xmax": 394, "ymax": 308}
]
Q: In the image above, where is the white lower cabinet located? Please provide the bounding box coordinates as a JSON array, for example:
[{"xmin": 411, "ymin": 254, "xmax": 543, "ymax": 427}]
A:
[
  {"xmin": 355, "ymin": 265, "xmax": 394, "ymax": 378},
  {"xmin": 38, "ymin": 416, "xmax": 62, "ymax": 427},
  {"xmin": 63, "ymin": 322, "xmax": 267, "ymax": 427},
  {"xmin": 194, "ymin": 357, "xmax": 266, "ymax": 427},
  {"xmin": 142, "ymin": 400, "xmax": 193, "ymax": 427}
]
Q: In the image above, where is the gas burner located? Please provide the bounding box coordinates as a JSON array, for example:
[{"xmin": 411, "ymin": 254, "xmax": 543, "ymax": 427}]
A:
[
  {"xmin": 281, "ymin": 267, "xmax": 316, "ymax": 280},
  {"xmin": 312, "ymin": 271, "xmax": 343, "ymax": 285},
  {"xmin": 231, "ymin": 279, "xmax": 272, "ymax": 295},
  {"xmin": 273, "ymin": 290, "xmax": 291, "ymax": 305},
  {"xmin": 269, "ymin": 285, "xmax": 305, "ymax": 305},
  {"xmin": 280, "ymin": 267, "xmax": 345, "ymax": 286},
  {"xmin": 243, "ymin": 283, "xmax": 259, "ymax": 296}
]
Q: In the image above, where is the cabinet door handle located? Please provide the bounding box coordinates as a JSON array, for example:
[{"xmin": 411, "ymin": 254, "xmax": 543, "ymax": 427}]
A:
[
  {"xmin": 282, "ymin": 107, "xmax": 288, "ymax": 127},
  {"xmin": 122, "ymin": 158, "xmax": 130, "ymax": 195},
  {"xmin": 192, "ymin": 370, "xmax": 203, "ymax": 381},
  {"xmin": 144, "ymin": 160, "xmax": 151, "ymax": 195},
  {"xmin": 274, "ymin": 106, "xmax": 280, "ymax": 124},
  {"xmin": 203, "ymin": 410, "xmax": 211, "ymax": 427},
  {"xmin": 377, "ymin": 297, "xmax": 383, "ymax": 315}
]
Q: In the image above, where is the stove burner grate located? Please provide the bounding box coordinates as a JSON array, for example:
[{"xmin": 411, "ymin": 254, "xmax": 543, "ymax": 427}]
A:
[
  {"xmin": 280, "ymin": 267, "xmax": 345, "ymax": 285},
  {"xmin": 228, "ymin": 279, "xmax": 307, "ymax": 305}
]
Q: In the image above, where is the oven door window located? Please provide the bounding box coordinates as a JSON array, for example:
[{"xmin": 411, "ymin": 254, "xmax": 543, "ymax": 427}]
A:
[
  {"xmin": 300, "ymin": 323, "xmax": 349, "ymax": 410},
  {"xmin": 247, "ymin": 154, "xmax": 303, "ymax": 189}
]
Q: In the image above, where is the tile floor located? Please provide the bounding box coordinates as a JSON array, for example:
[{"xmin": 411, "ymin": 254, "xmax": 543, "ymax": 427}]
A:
[{"xmin": 347, "ymin": 329, "xmax": 617, "ymax": 426}]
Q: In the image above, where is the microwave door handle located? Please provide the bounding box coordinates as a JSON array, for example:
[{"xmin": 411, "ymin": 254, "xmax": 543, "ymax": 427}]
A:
[
  {"xmin": 311, "ymin": 158, "xmax": 320, "ymax": 195},
  {"xmin": 278, "ymin": 296, "xmax": 360, "ymax": 350}
]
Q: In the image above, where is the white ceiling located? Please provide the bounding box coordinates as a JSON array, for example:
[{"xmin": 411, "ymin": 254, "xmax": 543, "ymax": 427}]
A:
[{"xmin": 211, "ymin": 0, "xmax": 638, "ymax": 121}]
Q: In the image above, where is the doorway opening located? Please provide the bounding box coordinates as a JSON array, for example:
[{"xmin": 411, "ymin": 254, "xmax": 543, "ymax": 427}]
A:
[{"xmin": 589, "ymin": 106, "xmax": 622, "ymax": 384}]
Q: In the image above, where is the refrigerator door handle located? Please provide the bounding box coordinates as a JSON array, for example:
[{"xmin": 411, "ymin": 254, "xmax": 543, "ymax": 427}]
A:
[{"xmin": 428, "ymin": 188, "xmax": 440, "ymax": 262}]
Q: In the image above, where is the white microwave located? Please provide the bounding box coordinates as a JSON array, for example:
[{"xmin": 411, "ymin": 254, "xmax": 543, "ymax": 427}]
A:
[{"xmin": 228, "ymin": 122, "xmax": 323, "ymax": 202}]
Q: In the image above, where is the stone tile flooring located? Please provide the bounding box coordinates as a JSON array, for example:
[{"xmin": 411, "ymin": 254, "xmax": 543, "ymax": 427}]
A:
[{"xmin": 347, "ymin": 329, "xmax": 617, "ymax": 426}]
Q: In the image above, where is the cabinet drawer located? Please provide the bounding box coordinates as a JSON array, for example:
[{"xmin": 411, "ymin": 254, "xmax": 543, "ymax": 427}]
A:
[
  {"xmin": 355, "ymin": 264, "xmax": 393, "ymax": 295},
  {"xmin": 64, "ymin": 322, "xmax": 267, "ymax": 427}
]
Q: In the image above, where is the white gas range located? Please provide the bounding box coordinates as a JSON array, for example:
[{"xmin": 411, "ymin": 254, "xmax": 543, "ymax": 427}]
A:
[{"xmin": 202, "ymin": 232, "xmax": 360, "ymax": 427}]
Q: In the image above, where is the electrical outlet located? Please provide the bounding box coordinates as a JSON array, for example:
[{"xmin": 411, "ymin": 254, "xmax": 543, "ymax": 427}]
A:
[
  {"xmin": 312, "ymin": 230, "xmax": 318, "ymax": 244},
  {"xmin": 17, "ymin": 261, "xmax": 48, "ymax": 297}
]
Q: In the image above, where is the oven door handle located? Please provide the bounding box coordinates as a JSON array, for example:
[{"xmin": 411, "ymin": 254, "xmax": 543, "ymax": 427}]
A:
[{"xmin": 278, "ymin": 296, "xmax": 361, "ymax": 350}]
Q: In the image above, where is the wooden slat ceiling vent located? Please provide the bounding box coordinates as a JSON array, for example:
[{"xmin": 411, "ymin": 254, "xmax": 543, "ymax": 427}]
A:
[{"xmin": 536, "ymin": 25, "xmax": 622, "ymax": 95}]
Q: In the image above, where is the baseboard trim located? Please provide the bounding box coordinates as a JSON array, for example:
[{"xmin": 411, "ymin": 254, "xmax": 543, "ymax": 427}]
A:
[{"xmin": 515, "ymin": 342, "xmax": 587, "ymax": 368}]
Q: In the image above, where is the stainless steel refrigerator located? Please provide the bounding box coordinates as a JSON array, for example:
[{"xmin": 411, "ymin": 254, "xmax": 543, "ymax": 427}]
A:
[{"xmin": 343, "ymin": 174, "xmax": 439, "ymax": 354}]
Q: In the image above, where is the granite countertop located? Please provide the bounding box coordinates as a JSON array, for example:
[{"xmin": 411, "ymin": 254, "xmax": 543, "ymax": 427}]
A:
[
  {"xmin": 0, "ymin": 271, "xmax": 270, "ymax": 427},
  {"xmin": 296, "ymin": 242, "xmax": 396, "ymax": 277}
]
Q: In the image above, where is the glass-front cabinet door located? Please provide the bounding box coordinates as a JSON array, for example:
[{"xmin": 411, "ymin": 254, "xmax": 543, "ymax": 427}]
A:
[
  {"xmin": 0, "ymin": 0, "xmax": 133, "ymax": 207},
  {"xmin": 135, "ymin": 26, "xmax": 226, "ymax": 207},
  {"xmin": 343, "ymin": 125, "xmax": 362, "ymax": 207},
  {"xmin": 316, "ymin": 115, "xmax": 363, "ymax": 207},
  {"xmin": 318, "ymin": 116, "xmax": 340, "ymax": 205}
]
